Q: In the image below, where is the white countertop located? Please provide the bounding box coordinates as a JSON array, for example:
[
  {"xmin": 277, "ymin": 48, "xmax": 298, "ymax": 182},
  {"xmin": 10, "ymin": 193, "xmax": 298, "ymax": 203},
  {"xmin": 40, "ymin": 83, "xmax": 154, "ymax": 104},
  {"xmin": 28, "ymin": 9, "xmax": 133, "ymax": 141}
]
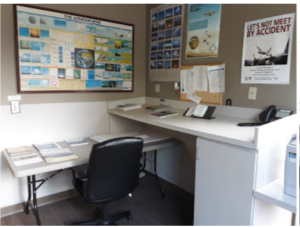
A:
[{"xmin": 108, "ymin": 107, "xmax": 258, "ymax": 149}]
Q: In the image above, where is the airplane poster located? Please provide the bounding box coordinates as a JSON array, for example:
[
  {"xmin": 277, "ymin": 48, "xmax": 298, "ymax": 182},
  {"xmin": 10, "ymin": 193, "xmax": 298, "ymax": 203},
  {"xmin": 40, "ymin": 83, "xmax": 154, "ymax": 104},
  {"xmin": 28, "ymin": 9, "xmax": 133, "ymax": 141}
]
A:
[
  {"xmin": 241, "ymin": 13, "xmax": 295, "ymax": 84},
  {"xmin": 185, "ymin": 4, "xmax": 222, "ymax": 58}
]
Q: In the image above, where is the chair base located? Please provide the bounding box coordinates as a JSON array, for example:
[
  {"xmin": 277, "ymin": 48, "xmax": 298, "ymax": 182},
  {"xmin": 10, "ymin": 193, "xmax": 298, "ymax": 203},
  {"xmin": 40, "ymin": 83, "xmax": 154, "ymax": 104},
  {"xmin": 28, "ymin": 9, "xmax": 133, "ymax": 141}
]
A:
[{"xmin": 72, "ymin": 207, "xmax": 132, "ymax": 225}]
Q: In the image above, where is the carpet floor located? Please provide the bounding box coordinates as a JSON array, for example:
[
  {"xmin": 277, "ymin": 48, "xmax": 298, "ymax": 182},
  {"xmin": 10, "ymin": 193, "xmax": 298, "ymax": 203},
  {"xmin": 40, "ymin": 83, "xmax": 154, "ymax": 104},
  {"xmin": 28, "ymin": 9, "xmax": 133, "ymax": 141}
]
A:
[{"xmin": 1, "ymin": 176, "xmax": 194, "ymax": 225}]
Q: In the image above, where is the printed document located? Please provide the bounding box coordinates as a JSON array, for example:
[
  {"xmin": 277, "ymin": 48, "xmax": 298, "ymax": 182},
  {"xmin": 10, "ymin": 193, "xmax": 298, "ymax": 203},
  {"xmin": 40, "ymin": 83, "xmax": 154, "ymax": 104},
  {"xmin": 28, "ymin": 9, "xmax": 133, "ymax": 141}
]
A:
[
  {"xmin": 181, "ymin": 66, "xmax": 208, "ymax": 93},
  {"xmin": 207, "ymin": 64, "xmax": 225, "ymax": 93}
]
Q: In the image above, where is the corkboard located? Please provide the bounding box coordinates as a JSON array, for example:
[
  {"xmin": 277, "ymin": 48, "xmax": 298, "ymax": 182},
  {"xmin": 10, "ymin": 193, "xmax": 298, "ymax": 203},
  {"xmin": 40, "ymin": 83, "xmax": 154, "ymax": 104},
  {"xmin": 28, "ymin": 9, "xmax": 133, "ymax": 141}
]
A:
[{"xmin": 180, "ymin": 63, "xmax": 224, "ymax": 105}]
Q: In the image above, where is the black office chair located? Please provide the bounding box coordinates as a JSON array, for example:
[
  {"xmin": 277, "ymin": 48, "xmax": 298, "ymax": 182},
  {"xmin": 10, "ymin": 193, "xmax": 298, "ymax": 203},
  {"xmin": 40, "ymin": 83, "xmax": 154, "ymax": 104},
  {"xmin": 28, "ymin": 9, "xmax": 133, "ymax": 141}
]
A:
[{"xmin": 71, "ymin": 137, "xmax": 143, "ymax": 225}]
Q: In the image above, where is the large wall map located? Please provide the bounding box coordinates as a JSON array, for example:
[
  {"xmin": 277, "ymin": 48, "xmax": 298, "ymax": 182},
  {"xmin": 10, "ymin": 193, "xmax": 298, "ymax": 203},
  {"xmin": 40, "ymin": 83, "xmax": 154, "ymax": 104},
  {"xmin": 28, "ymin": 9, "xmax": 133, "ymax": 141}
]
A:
[{"xmin": 15, "ymin": 5, "xmax": 133, "ymax": 92}]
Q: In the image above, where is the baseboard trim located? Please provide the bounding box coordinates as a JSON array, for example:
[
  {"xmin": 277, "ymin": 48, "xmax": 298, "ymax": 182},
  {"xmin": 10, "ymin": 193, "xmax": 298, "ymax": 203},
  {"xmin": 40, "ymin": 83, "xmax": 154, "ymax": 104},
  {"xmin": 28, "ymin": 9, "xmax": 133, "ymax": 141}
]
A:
[{"xmin": 1, "ymin": 189, "xmax": 79, "ymax": 218}]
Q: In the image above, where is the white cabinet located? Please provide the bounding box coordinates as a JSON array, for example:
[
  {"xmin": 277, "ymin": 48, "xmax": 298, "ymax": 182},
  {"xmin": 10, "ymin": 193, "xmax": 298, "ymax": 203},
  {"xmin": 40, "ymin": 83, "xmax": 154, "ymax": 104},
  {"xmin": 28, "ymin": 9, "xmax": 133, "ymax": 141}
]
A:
[
  {"xmin": 194, "ymin": 138, "xmax": 256, "ymax": 225},
  {"xmin": 194, "ymin": 137, "xmax": 294, "ymax": 226}
]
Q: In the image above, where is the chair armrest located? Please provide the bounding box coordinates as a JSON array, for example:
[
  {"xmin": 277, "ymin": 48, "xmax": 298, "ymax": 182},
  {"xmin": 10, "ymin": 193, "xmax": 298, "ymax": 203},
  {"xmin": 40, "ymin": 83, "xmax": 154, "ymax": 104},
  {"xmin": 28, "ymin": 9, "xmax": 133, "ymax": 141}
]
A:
[{"xmin": 72, "ymin": 166, "xmax": 88, "ymax": 182}]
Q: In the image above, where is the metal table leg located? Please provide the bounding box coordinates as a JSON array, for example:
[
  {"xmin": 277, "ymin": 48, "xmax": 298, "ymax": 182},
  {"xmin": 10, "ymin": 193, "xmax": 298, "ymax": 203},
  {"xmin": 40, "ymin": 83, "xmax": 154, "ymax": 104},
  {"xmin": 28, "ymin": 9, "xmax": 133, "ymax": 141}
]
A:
[
  {"xmin": 32, "ymin": 175, "xmax": 41, "ymax": 225},
  {"xmin": 24, "ymin": 170, "xmax": 64, "ymax": 225},
  {"xmin": 141, "ymin": 150, "xmax": 165, "ymax": 198}
]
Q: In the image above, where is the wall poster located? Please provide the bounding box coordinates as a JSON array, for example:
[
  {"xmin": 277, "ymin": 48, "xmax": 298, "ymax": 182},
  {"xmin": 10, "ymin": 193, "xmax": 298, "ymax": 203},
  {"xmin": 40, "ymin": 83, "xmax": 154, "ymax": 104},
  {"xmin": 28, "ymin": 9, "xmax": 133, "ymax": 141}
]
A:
[
  {"xmin": 185, "ymin": 4, "xmax": 221, "ymax": 59},
  {"xmin": 15, "ymin": 4, "xmax": 134, "ymax": 93},
  {"xmin": 149, "ymin": 4, "xmax": 184, "ymax": 82},
  {"xmin": 241, "ymin": 13, "xmax": 294, "ymax": 84}
]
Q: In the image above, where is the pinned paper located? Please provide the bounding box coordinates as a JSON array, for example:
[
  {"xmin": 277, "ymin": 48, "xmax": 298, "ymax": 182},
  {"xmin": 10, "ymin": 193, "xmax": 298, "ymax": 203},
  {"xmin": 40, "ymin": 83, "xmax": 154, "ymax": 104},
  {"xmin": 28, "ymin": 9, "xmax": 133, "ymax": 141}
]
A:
[
  {"xmin": 207, "ymin": 64, "xmax": 225, "ymax": 93},
  {"xmin": 187, "ymin": 93, "xmax": 201, "ymax": 104}
]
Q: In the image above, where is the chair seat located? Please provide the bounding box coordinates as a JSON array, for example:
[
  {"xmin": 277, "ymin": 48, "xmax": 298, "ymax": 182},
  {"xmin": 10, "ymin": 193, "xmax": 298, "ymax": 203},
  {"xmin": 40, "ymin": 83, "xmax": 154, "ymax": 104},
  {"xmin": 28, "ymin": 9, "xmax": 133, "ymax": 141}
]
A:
[{"xmin": 73, "ymin": 177, "xmax": 132, "ymax": 204}]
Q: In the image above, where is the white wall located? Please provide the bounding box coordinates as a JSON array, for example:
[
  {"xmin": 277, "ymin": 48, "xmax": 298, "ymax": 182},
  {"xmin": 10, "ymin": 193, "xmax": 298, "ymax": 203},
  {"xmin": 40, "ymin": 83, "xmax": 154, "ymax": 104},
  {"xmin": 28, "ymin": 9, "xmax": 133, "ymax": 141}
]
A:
[
  {"xmin": 1, "ymin": 97, "xmax": 199, "ymax": 209},
  {"xmin": 0, "ymin": 101, "xmax": 109, "ymax": 208}
]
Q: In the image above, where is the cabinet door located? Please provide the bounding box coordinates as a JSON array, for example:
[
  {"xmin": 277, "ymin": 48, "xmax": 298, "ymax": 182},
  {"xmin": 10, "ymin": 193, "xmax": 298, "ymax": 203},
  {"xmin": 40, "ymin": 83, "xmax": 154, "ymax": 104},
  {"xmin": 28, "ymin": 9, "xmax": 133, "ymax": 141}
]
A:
[{"xmin": 194, "ymin": 138, "xmax": 256, "ymax": 225}]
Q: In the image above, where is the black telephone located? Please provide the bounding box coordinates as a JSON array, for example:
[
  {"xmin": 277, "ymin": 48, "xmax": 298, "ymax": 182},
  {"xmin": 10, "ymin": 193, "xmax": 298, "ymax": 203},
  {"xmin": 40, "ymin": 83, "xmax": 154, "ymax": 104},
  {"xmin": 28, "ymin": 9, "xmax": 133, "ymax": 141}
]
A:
[{"xmin": 238, "ymin": 105, "xmax": 277, "ymax": 126}]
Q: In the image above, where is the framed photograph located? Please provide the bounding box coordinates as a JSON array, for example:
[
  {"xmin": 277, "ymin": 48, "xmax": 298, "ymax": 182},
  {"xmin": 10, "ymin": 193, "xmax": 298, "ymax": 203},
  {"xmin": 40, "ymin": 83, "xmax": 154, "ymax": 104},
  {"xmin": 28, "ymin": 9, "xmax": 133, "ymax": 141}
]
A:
[{"xmin": 14, "ymin": 4, "xmax": 134, "ymax": 93}]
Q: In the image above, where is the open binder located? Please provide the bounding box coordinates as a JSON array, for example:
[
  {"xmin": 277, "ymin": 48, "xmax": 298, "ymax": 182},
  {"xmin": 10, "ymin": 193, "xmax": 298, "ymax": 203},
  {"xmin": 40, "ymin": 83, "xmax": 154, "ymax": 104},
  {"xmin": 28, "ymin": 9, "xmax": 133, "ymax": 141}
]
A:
[{"xmin": 183, "ymin": 105, "xmax": 216, "ymax": 120}]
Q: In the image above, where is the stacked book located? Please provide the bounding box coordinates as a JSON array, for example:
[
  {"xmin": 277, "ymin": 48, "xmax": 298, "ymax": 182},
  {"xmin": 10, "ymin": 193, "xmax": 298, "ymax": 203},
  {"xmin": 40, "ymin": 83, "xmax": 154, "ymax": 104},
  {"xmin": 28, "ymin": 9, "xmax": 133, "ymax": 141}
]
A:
[
  {"xmin": 6, "ymin": 146, "xmax": 42, "ymax": 166},
  {"xmin": 34, "ymin": 142, "xmax": 78, "ymax": 163}
]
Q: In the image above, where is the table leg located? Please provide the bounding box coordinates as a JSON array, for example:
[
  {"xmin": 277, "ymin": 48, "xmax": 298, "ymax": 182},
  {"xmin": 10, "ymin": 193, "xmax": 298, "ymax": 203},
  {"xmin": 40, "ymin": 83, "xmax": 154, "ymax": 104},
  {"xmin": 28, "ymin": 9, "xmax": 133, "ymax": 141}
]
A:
[
  {"xmin": 32, "ymin": 175, "xmax": 41, "ymax": 225},
  {"xmin": 23, "ymin": 170, "xmax": 63, "ymax": 225},
  {"xmin": 152, "ymin": 150, "xmax": 165, "ymax": 198},
  {"xmin": 142, "ymin": 150, "xmax": 165, "ymax": 198},
  {"xmin": 24, "ymin": 176, "xmax": 32, "ymax": 214}
]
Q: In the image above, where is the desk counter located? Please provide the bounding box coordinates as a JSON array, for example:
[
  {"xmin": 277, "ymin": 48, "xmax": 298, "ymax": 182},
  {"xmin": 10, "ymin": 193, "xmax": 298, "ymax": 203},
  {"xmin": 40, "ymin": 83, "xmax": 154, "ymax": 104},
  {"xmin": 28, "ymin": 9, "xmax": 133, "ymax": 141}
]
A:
[{"xmin": 108, "ymin": 107, "xmax": 257, "ymax": 149}]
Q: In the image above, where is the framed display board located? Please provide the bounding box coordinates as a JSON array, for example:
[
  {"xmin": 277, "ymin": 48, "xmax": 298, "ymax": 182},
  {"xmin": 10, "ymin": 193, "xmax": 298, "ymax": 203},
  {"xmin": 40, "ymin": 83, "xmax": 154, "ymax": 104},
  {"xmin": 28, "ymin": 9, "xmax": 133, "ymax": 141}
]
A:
[
  {"xmin": 14, "ymin": 4, "xmax": 134, "ymax": 93},
  {"xmin": 180, "ymin": 63, "xmax": 223, "ymax": 105}
]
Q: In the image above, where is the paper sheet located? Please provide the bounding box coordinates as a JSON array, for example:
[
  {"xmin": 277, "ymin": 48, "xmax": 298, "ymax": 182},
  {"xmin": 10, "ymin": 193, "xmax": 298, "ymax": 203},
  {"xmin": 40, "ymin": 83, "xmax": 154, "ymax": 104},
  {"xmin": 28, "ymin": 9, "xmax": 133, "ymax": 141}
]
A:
[
  {"xmin": 207, "ymin": 64, "xmax": 225, "ymax": 93},
  {"xmin": 193, "ymin": 66, "xmax": 208, "ymax": 92},
  {"xmin": 180, "ymin": 69, "xmax": 193, "ymax": 93},
  {"xmin": 181, "ymin": 66, "xmax": 208, "ymax": 94}
]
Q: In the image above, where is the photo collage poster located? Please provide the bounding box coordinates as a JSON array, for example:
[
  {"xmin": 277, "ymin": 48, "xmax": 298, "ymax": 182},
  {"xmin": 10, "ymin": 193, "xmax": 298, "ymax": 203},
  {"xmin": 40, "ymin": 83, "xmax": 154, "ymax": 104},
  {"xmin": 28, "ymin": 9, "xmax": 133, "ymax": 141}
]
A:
[
  {"xmin": 241, "ymin": 13, "xmax": 294, "ymax": 84},
  {"xmin": 16, "ymin": 5, "xmax": 133, "ymax": 92},
  {"xmin": 149, "ymin": 4, "xmax": 184, "ymax": 82}
]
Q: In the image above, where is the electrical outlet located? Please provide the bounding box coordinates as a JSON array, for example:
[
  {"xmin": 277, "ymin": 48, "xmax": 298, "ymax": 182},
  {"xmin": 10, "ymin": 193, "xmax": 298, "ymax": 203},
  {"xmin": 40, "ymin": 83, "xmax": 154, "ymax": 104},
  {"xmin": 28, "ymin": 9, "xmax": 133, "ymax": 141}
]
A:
[
  {"xmin": 155, "ymin": 84, "xmax": 160, "ymax": 93},
  {"xmin": 248, "ymin": 87, "xmax": 257, "ymax": 100}
]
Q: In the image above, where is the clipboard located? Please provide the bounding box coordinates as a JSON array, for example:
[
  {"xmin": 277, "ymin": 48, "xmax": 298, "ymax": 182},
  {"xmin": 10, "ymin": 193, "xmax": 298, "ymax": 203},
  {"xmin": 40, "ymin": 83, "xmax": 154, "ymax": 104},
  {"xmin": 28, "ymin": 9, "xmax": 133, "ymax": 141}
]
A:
[{"xmin": 180, "ymin": 63, "xmax": 224, "ymax": 105}]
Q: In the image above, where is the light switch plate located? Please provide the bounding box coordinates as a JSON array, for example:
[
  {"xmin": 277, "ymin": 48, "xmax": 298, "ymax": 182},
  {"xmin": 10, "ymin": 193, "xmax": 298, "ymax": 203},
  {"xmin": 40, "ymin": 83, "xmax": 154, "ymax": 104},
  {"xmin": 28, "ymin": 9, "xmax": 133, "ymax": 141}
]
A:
[
  {"xmin": 248, "ymin": 87, "xmax": 257, "ymax": 100},
  {"xmin": 11, "ymin": 101, "xmax": 21, "ymax": 114},
  {"xmin": 155, "ymin": 84, "xmax": 160, "ymax": 93}
]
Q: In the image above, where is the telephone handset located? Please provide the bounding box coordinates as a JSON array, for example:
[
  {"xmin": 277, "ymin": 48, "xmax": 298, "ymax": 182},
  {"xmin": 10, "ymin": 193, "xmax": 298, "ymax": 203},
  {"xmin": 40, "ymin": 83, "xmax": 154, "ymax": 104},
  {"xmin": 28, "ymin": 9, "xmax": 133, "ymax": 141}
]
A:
[{"xmin": 238, "ymin": 105, "xmax": 277, "ymax": 126}]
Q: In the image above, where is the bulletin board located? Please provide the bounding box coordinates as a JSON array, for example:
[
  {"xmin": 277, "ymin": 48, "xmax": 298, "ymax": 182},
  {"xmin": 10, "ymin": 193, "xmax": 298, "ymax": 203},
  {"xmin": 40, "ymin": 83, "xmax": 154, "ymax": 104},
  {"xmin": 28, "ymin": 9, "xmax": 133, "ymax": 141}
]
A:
[
  {"xmin": 14, "ymin": 4, "xmax": 134, "ymax": 93},
  {"xmin": 180, "ymin": 63, "xmax": 223, "ymax": 105}
]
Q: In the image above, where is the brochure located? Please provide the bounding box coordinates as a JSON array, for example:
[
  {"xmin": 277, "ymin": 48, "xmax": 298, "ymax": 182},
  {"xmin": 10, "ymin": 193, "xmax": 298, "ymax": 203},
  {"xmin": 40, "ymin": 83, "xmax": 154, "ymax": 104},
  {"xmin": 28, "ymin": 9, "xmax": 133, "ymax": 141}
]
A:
[
  {"xmin": 6, "ymin": 146, "xmax": 34, "ymax": 157},
  {"xmin": 33, "ymin": 142, "xmax": 61, "ymax": 151},
  {"xmin": 11, "ymin": 153, "xmax": 43, "ymax": 166},
  {"xmin": 150, "ymin": 111, "xmax": 178, "ymax": 118},
  {"xmin": 117, "ymin": 103, "xmax": 142, "ymax": 110},
  {"xmin": 39, "ymin": 148, "xmax": 78, "ymax": 163},
  {"xmin": 146, "ymin": 104, "xmax": 170, "ymax": 112},
  {"xmin": 65, "ymin": 138, "xmax": 89, "ymax": 146}
]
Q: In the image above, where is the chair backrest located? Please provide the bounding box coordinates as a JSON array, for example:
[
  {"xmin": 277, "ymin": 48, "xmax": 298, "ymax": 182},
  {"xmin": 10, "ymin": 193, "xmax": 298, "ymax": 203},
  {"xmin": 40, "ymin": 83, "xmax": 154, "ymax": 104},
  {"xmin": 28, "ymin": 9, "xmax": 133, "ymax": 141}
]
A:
[{"xmin": 86, "ymin": 137, "xmax": 143, "ymax": 201}]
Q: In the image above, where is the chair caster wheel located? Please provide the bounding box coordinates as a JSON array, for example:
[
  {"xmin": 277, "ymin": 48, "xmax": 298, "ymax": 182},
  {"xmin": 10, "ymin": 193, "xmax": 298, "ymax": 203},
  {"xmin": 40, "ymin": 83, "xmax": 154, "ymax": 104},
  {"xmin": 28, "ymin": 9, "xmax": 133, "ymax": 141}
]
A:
[{"xmin": 126, "ymin": 214, "xmax": 133, "ymax": 220}]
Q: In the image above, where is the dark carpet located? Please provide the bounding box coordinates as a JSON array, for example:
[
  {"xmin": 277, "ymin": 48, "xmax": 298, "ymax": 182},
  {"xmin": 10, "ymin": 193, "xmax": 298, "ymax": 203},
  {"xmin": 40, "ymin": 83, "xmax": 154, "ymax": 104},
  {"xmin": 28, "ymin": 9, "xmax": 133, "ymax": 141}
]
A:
[{"xmin": 1, "ymin": 176, "xmax": 194, "ymax": 225}]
